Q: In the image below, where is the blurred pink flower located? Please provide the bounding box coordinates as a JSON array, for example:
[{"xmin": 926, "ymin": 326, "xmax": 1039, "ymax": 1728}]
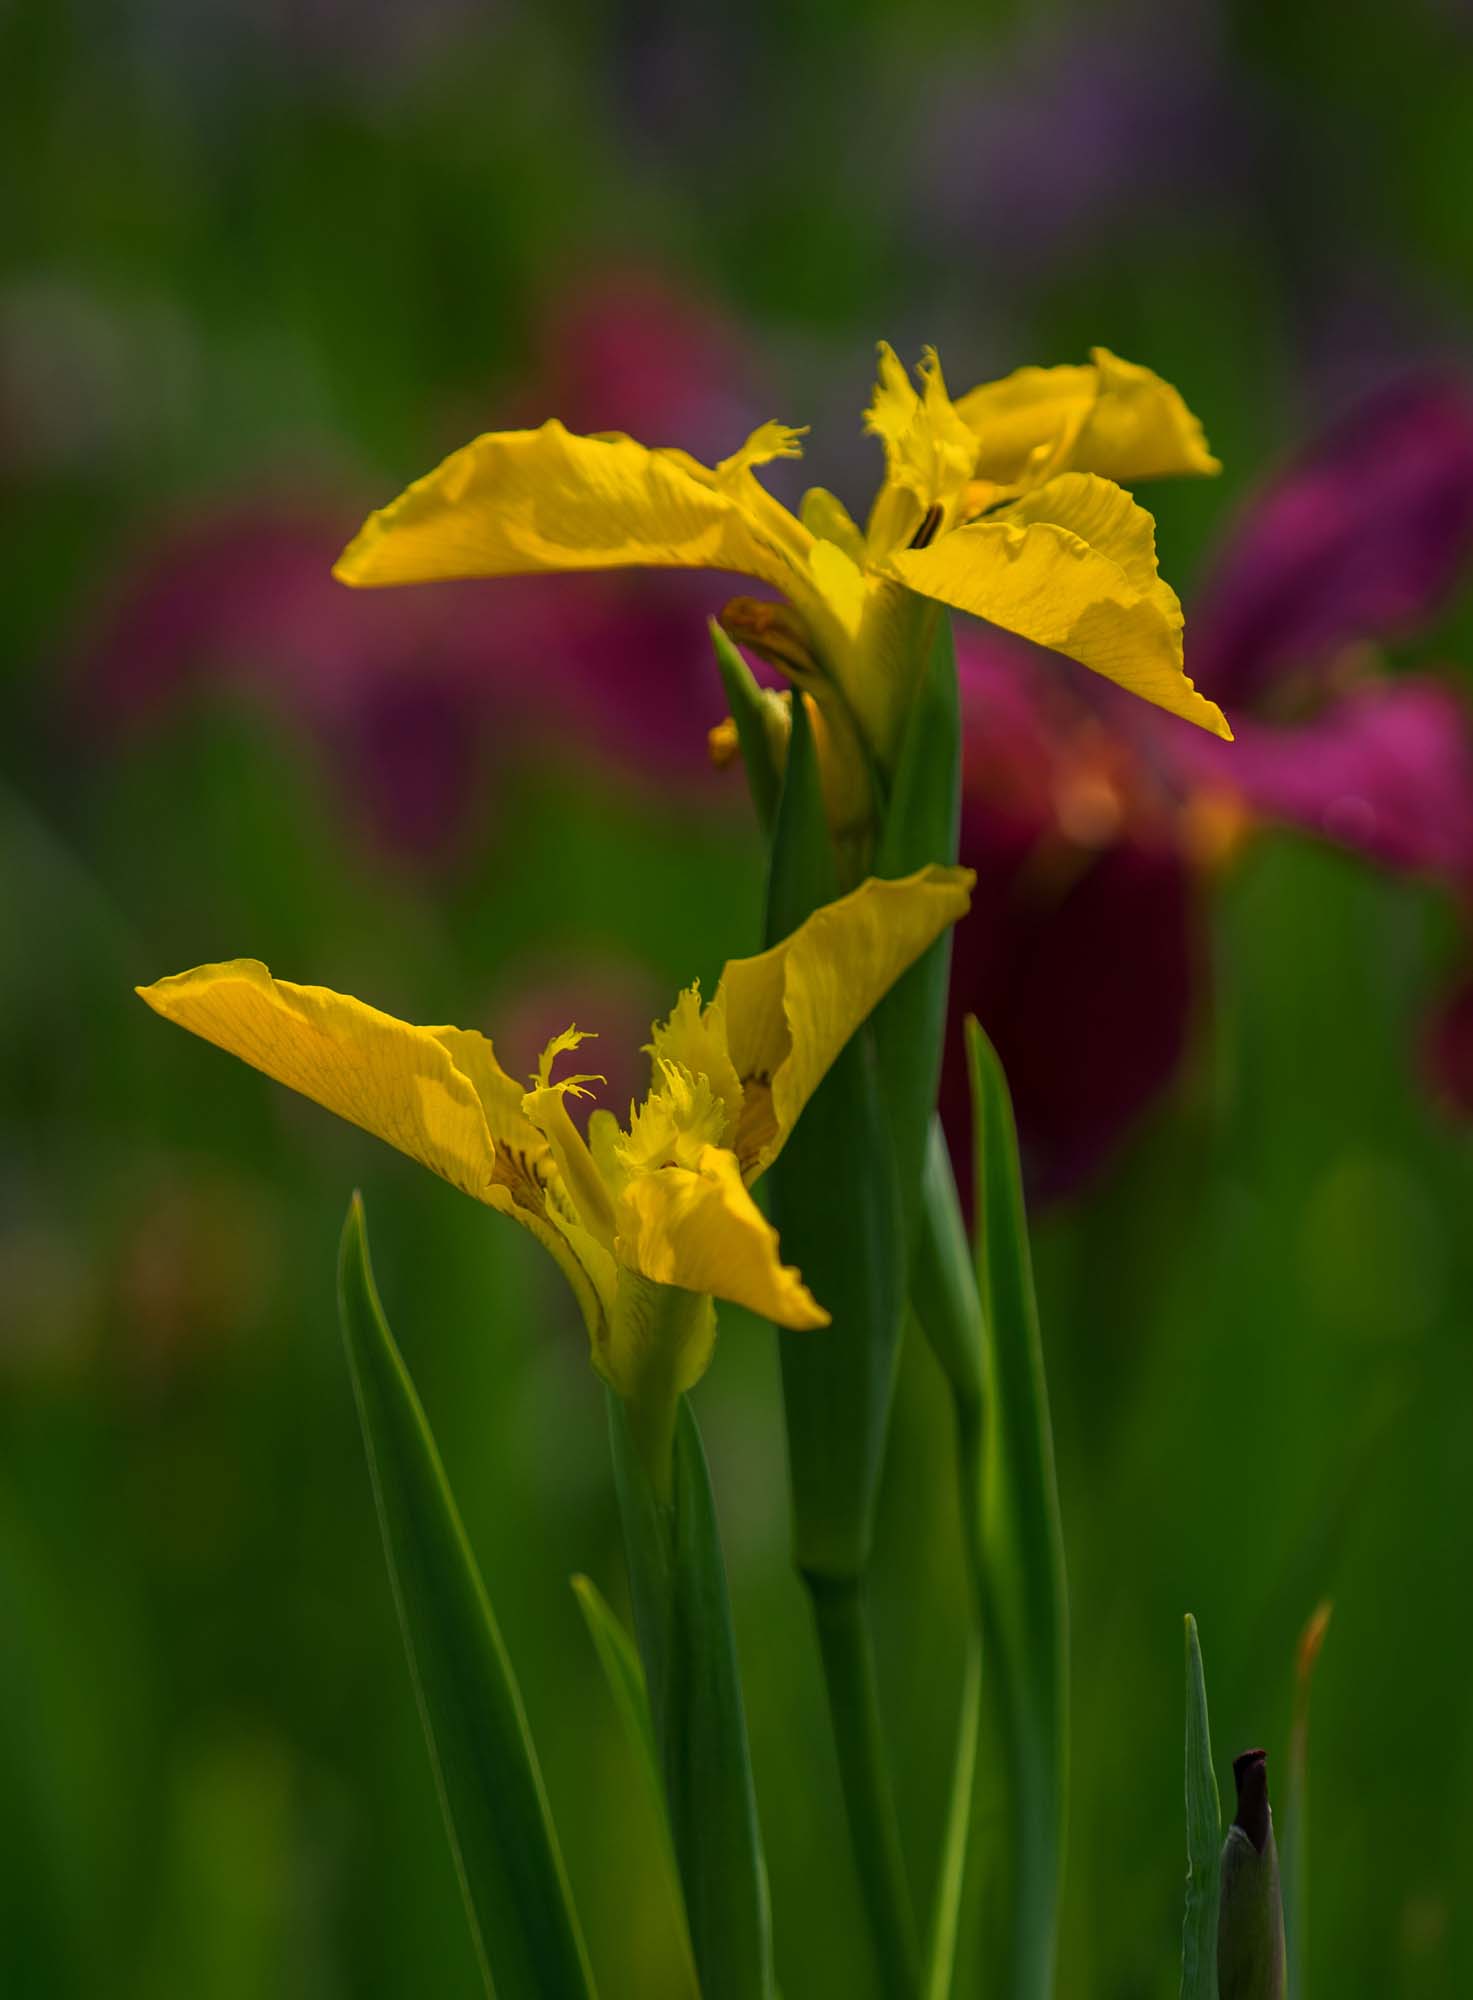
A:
[
  {"xmin": 79, "ymin": 269, "xmax": 765, "ymax": 856},
  {"xmin": 943, "ymin": 375, "xmax": 1473, "ymax": 1200},
  {"xmin": 942, "ymin": 637, "xmax": 1206, "ymax": 1202}
]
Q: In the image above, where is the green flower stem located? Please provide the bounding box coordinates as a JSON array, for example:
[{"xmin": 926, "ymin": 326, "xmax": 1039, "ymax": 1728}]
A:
[
  {"xmin": 613, "ymin": 1275, "xmax": 713, "ymax": 1506},
  {"xmin": 806, "ymin": 1571, "xmax": 922, "ymax": 2000}
]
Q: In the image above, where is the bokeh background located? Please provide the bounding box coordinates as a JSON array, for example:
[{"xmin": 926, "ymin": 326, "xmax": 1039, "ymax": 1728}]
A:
[{"xmin": 7, "ymin": 2, "xmax": 1473, "ymax": 1994}]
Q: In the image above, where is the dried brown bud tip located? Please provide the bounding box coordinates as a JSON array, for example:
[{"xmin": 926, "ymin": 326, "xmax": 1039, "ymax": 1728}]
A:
[{"xmin": 1231, "ymin": 1748, "xmax": 1271, "ymax": 1856}]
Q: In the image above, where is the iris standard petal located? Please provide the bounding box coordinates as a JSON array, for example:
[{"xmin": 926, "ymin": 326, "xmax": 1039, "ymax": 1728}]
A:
[
  {"xmin": 334, "ymin": 418, "xmax": 807, "ymax": 594},
  {"xmin": 953, "ymin": 347, "xmax": 1220, "ymax": 487},
  {"xmin": 716, "ymin": 864, "xmax": 975, "ymax": 1179},
  {"xmin": 889, "ymin": 472, "xmax": 1231, "ymax": 738}
]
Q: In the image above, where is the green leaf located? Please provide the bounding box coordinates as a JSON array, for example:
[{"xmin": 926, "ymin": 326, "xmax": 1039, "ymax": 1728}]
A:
[
  {"xmin": 870, "ymin": 609, "xmax": 962, "ymax": 1245},
  {"xmin": 1182, "ymin": 1614, "xmax": 1222, "ymax": 2000},
  {"xmin": 763, "ymin": 688, "xmax": 905, "ymax": 1583},
  {"xmin": 761, "ymin": 693, "xmax": 920, "ymax": 1995},
  {"xmin": 337, "ymin": 1196, "xmax": 596, "ymax": 2000},
  {"xmin": 709, "ymin": 620, "xmax": 784, "ymax": 835},
  {"xmin": 763, "ymin": 671, "xmax": 840, "ymax": 936},
  {"xmin": 922, "ymin": 1624, "xmax": 981, "ymax": 2000},
  {"xmin": 609, "ymin": 1390, "xmax": 774, "ymax": 2000},
  {"xmin": 964, "ymin": 1019, "xmax": 1069, "ymax": 2000},
  {"xmin": 910, "ymin": 1119, "xmax": 986, "ymax": 1411},
  {"xmin": 874, "ymin": 607, "xmax": 961, "ymax": 883},
  {"xmin": 571, "ymin": 1576, "xmax": 701, "ymax": 1997},
  {"xmin": 571, "ymin": 1575, "xmax": 660, "ymax": 1801},
  {"xmin": 909, "ymin": 1131, "xmax": 987, "ymax": 2000}
]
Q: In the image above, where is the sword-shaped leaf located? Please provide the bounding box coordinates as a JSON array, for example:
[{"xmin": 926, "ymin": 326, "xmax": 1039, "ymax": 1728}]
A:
[
  {"xmin": 609, "ymin": 1390, "xmax": 774, "ymax": 2000},
  {"xmin": 1181, "ymin": 1614, "xmax": 1221, "ymax": 2000},
  {"xmin": 337, "ymin": 1196, "xmax": 596, "ymax": 2000}
]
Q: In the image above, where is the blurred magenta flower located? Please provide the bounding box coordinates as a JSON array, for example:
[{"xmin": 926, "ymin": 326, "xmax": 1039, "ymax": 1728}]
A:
[
  {"xmin": 80, "ymin": 269, "xmax": 763, "ymax": 857},
  {"xmin": 941, "ymin": 635, "xmax": 1206, "ymax": 1202},
  {"xmin": 85, "ymin": 508, "xmax": 536, "ymax": 858},
  {"xmin": 943, "ymin": 375, "xmax": 1473, "ymax": 1200}
]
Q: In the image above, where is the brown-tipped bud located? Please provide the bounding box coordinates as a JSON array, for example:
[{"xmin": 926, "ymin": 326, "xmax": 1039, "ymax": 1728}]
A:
[
  {"xmin": 1232, "ymin": 1748, "xmax": 1271, "ymax": 1854},
  {"xmin": 1218, "ymin": 1748, "xmax": 1286, "ymax": 2000}
]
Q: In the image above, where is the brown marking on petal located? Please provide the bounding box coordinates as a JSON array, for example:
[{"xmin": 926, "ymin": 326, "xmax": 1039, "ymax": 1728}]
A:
[
  {"xmin": 491, "ymin": 1141, "xmax": 555, "ymax": 1220},
  {"xmin": 909, "ymin": 501, "xmax": 944, "ymax": 549},
  {"xmin": 733, "ymin": 1071, "xmax": 777, "ymax": 1179}
]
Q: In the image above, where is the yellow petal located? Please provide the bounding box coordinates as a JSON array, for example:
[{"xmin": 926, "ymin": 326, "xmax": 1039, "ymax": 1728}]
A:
[
  {"xmin": 953, "ymin": 349, "xmax": 1220, "ymax": 487},
  {"xmin": 136, "ymin": 960, "xmax": 617, "ymax": 1336},
  {"xmin": 522, "ymin": 1085, "xmax": 618, "ymax": 1251},
  {"xmin": 799, "ymin": 485, "xmax": 867, "ymax": 565},
  {"xmin": 714, "ymin": 865, "xmax": 975, "ymax": 1180},
  {"xmin": 863, "ymin": 343, "xmax": 978, "ymax": 555},
  {"xmin": 615, "ymin": 1146, "xmax": 829, "ymax": 1333},
  {"xmin": 1071, "ymin": 348, "xmax": 1221, "ymax": 481},
  {"xmin": 618, "ymin": 1063, "xmax": 731, "ymax": 1175},
  {"xmin": 889, "ymin": 471, "xmax": 1232, "ymax": 739},
  {"xmin": 646, "ymin": 983, "xmax": 744, "ymax": 1140},
  {"xmin": 334, "ymin": 419, "xmax": 809, "ymax": 595}
]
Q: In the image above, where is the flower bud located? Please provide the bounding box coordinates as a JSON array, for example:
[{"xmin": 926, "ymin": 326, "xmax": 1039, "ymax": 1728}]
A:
[{"xmin": 1217, "ymin": 1748, "xmax": 1287, "ymax": 2000}]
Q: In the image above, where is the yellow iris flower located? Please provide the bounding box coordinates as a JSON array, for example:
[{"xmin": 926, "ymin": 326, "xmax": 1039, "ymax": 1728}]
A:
[
  {"xmin": 137, "ymin": 865, "xmax": 971, "ymax": 1409},
  {"xmin": 334, "ymin": 342, "xmax": 1230, "ymax": 844}
]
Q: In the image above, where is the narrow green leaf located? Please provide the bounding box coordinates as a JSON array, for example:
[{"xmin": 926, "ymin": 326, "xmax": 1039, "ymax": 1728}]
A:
[
  {"xmin": 570, "ymin": 1575, "xmax": 662, "ymax": 1820},
  {"xmin": 808, "ymin": 1575, "xmax": 922, "ymax": 1999},
  {"xmin": 709, "ymin": 619, "xmax": 784, "ymax": 835},
  {"xmin": 337, "ymin": 1196, "xmax": 596, "ymax": 2000},
  {"xmin": 609, "ymin": 1390, "xmax": 774, "ymax": 2000},
  {"xmin": 763, "ymin": 674, "xmax": 839, "ymax": 936},
  {"xmin": 910, "ymin": 1128, "xmax": 988, "ymax": 2000},
  {"xmin": 1182, "ymin": 1614, "xmax": 1222, "ymax": 2000},
  {"xmin": 871, "ymin": 610, "xmax": 962, "ymax": 1245},
  {"xmin": 763, "ymin": 689, "xmax": 905, "ymax": 1583},
  {"xmin": 922, "ymin": 1628, "xmax": 981, "ymax": 2000},
  {"xmin": 910, "ymin": 1119, "xmax": 986, "ymax": 1412},
  {"xmin": 571, "ymin": 1575, "xmax": 701, "ymax": 1997},
  {"xmin": 965, "ymin": 1019, "xmax": 1069, "ymax": 2000},
  {"xmin": 874, "ymin": 607, "xmax": 961, "ymax": 883},
  {"xmin": 761, "ymin": 693, "xmax": 919, "ymax": 1994}
]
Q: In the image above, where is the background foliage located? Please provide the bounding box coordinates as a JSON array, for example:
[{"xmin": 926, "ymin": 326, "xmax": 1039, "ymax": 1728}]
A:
[{"xmin": 6, "ymin": 2, "xmax": 1473, "ymax": 1994}]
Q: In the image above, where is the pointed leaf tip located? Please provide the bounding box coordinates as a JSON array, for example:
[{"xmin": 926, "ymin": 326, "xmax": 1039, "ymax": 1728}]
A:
[{"xmin": 1181, "ymin": 1613, "xmax": 1221, "ymax": 2000}]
